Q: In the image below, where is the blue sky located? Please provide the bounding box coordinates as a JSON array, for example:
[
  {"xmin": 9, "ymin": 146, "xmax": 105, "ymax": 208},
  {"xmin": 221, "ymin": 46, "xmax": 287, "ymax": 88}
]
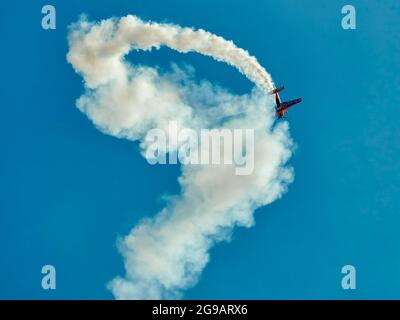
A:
[{"xmin": 0, "ymin": 0, "xmax": 399, "ymax": 299}]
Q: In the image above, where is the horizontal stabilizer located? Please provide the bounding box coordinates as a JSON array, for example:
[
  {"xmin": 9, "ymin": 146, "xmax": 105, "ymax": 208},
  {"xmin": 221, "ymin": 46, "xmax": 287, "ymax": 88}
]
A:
[{"xmin": 270, "ymin": 86, "xmax": 285, "ymax": 95}]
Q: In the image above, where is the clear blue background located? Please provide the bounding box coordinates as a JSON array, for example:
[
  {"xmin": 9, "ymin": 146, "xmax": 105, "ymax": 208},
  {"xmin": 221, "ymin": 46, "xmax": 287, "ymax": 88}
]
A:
[{"xmin": 0, "ymin": 0, "xmax": 399, "ymax": 299}]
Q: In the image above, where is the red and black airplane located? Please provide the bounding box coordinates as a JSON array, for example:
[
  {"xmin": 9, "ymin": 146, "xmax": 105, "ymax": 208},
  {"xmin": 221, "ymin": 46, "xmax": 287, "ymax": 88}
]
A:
[{"xmin": 270, "ymin": 86, "xmax": 302, "ymax": 119}]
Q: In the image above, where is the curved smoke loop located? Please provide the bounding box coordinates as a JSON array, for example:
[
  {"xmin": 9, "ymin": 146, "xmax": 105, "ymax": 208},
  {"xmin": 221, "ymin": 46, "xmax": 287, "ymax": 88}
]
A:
[{"xmin": 67, "ymin": 15, "xmax": 294, "ymax": 299}]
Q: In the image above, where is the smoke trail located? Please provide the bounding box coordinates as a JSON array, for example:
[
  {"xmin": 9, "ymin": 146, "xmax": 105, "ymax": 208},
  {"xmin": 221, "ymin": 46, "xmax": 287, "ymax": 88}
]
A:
[
  {"xmin": 67, "ymin": 15, "xmax": 294, "ymax": 299},
  {"xmin": 68, "ymin": 15, "xmax": 274, "ymax": 92}
]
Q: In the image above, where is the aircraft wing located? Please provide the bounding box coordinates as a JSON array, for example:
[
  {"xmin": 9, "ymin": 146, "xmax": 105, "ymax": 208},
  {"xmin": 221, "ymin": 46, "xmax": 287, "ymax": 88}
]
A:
[{"xmin": 284, "ymin": 98, "xmax": 302, "ymax": 108}]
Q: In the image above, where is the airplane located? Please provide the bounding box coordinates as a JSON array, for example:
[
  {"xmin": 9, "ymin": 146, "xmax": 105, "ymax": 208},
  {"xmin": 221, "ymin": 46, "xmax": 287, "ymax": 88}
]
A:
[{"xmin": 270, "ymin": 86, "xmax": 302, "ymax": 119}]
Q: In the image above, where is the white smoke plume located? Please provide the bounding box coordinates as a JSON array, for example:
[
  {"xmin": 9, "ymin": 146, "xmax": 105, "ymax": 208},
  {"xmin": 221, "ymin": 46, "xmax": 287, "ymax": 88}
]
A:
[{"xmin": 67, "ymin": 15, "xmax": 294, "ymax": 299}]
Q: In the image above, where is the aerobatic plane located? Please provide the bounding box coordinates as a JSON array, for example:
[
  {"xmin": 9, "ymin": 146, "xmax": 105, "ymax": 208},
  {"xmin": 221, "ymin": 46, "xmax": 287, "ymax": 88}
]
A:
[{"xmin": 270, "ymin": 86, "xmax": 302, "ymax": 119}]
